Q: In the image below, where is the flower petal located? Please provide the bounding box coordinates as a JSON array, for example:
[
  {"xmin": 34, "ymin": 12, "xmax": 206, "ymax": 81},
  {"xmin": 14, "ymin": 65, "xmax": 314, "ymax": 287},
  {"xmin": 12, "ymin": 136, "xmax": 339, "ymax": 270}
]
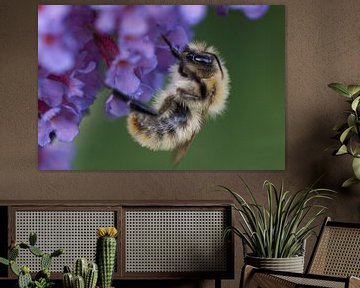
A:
[
  {"xmin": 38, "ymin": 118, "xmax": 53, "ymax": 147},
  {"xmin": 38, "ymin": 141, "xmax": 75, "ymax": 170},
  {"xmin": 51, "ymin": 106, "xmax": 80, "ymax": 143},
  {"xmin": 179, "ymin": 5, "xmax": 207, "ymax": 25},
  {"xmin": 230, "ymin": 5, "xmax": 270, "ymax": 20},
  {"xmin": 105, "ymin": 94, "xmax": 130, "ymax": 118},
  {"xmin": 39, "ymin": 78, "xmax": 65, "ymax": 107}
]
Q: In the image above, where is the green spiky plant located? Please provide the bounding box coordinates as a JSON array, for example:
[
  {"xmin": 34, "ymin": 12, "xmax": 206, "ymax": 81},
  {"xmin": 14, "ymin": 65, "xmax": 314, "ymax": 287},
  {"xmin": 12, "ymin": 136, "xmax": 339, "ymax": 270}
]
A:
[
  {"xmin": 62, "ymin": 259, "xmax": 98, "ymax": 288},
  {"xmin": 328, "ymin": 83, "xmax": 360, "ymax": 187},
  {"xmin": 0, "ymin": 232, "xmax": 63, "ymax": 288},
  {"xmin": 221, "ymin": 179, "xmax": 335, "ymax": 258},
  {"xmin": 96, "ymin": 227, "xmax": 118, "ymax": 288}
]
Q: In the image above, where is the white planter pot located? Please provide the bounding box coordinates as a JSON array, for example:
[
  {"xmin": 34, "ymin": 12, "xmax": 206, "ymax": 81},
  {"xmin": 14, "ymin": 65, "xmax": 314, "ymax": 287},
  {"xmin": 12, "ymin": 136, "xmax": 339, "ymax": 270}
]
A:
[{"xmin": 245, "ymin": 254, "xmax": 305, "ymax": 273}]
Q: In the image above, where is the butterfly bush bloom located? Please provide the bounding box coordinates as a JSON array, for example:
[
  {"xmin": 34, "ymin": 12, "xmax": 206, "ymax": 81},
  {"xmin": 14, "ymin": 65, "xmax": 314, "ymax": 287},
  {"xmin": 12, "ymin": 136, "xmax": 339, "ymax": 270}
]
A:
[
  {"xmin": 216, "ymin": 5, "xmax": 269, "ymax": 19},
  {"xmin": 100, "ymin": 5, "xmax": 208, "ymax": 117},
  {"xmin": 38, "ymin": 5, "xmax": 267, "ymax": 169},
  {"xmin": 38, "ymin": 5, "xmax": 102, "ymax": 170},
  {"xmin": 38, "ymin": 142, "xmax": 75, "ymax": 170}
]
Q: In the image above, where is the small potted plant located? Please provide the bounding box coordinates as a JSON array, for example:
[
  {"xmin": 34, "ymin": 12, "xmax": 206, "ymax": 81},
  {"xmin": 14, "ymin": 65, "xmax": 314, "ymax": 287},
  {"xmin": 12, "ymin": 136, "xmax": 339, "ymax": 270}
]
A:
[
  {"xmin": 62, "ymin": 258, "xmax": 98, "ymax": 288},
  {"xmin": 221, "ymin": 179, "xmax": 334, "ymax": 273},
  {"xmin": 0, "ymin": 232, "xmax": 64, "ymax": 288},
  {"xmin": 328, "ymin": 83, "xmax": 360, "ymax": 187}
]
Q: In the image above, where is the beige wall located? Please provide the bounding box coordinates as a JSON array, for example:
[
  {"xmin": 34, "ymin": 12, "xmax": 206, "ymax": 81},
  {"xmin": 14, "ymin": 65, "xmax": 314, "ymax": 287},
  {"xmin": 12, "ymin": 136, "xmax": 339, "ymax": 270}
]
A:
[{"xmin": 1, "ymin": 1, "xmax": 359, "ymax": 287}]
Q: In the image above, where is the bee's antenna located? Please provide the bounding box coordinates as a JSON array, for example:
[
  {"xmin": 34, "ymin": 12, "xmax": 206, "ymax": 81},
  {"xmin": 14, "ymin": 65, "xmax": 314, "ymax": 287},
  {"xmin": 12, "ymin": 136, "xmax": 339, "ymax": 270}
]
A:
[{"xmin": 161, "ymin": 34, "xmax": 181, "ymax": 59}]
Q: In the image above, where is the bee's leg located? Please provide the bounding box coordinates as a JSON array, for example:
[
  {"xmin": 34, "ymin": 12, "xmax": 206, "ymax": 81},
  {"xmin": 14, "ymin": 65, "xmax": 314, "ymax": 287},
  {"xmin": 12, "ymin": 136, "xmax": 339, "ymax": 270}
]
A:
[
  {"xmin": 112, "ymin": 88, "xmax": 159, "ymax": 116},
  {"xmin": 177, "ymin": 65, "xmax": 206, "ymax": 98},
  {"xmin": 185, "ymin": 71, "xmax": 207, "ymax": 98},
  {"xmin": 159, "ymin": 96, "xmax": 176, "ymax": 114},
  {"xmin": 176, "ymin": 88, "xmax": 200, "ymax": 101}
]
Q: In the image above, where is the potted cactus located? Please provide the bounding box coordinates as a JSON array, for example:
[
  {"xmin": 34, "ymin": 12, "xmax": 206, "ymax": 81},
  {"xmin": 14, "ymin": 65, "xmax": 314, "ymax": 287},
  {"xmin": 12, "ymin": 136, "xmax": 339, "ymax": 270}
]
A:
[
  {"xmin": 0, "ymin": 232, "xmax": 63, "ymax": 288},
  {"xmin": 96, "ymin": 227, "xmax": 118, "ymax": 288},
  {"xmin": 62, "ymin": 258, "xmax": 98, "ymax": 288}
]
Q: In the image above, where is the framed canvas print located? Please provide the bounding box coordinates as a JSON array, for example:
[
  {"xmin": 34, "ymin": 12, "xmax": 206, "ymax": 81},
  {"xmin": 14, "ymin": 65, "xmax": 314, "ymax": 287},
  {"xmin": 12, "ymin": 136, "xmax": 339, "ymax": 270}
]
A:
[{"xmin": 38, "ymin": 4, "xmax": 285, "ymax": 170}]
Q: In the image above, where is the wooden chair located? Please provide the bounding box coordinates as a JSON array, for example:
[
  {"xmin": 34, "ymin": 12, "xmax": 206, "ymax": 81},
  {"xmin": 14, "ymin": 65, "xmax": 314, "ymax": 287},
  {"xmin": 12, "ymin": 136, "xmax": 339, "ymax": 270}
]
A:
[{"xmin": 241, "ymin": 217, "xmax": 360, "ymax": 288}]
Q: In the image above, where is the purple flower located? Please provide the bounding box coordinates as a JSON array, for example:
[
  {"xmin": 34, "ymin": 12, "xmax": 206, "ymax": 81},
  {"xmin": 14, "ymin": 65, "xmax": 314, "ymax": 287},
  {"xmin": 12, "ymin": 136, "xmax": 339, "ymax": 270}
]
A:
[
  {"xmin": 179, "ymin": 5, "xmax": 207, "ymax": 25},
  {"xmin": 38, "ymin": 5, "xmax": 95, "ymax": 74},
  {"xmin": 216, "ymin": 5, "xmax": 269, "ymax": 20},
  {"xmin": 38, "ymin": 5, "xmax": 209, "ymax": 168},
  {"xmin": 100, "ymin": 5, "xmax": 206, "ymax": 118},
  {"xmin": 38, "ymin": 141, "xmax": 75, "ymax": 170},
  {"xmin": 231, "ymin": 5, "xmax": 269, "ymax": 20}
]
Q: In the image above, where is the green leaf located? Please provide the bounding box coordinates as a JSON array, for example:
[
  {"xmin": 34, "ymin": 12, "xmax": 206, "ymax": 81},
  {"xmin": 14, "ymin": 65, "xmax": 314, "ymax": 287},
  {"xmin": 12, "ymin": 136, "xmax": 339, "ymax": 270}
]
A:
[
  {"xmin": 351, "ymin": 96, "xmax": 360, "ymax": 111},
  {"xmin": 9, "ymin": 247, "xmax": 19, "ymax": 261},
  {"xmin": 328, "ymin": 83, "xmax": 350, "ymax": 97},
  {"xmin": 347, "ymin": 85, "xmax": 360, "ymax": 97},
  {"xmin": 340, "ymin": 126, "xmax": 353, "ymax": 143},
  {"xmin": 336, "ymin": 145, "xmax": 348, "ymax": 155},
  {"xmin": 352, "ymin": 157, "xmax": 360, "ymax": 179},
  {"xmin": 349, "ymin": 135, "xmax": 360, "ymax": 156},
  {"xmin": 342, "ymin": 177, "xmax": 360, "ymax": 188},
  {"xmin": 10, "ymin": 261, "xmax": 20, "ymax": 276},
  {"xmin": 347, "ymin": 114, "xmax": 357, "ymax": 132},
  {"xmin": 29, "ymin": 246, "xmax": 44, "ymax": 257},
  {"xmin": 0, "ymin": 257, "xmax": 9, "ymax": 266}
]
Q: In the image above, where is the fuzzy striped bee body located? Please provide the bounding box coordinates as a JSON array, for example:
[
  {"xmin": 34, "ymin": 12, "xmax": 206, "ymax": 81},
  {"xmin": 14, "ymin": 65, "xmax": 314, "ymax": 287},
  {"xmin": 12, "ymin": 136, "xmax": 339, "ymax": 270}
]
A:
[{"xmin": 113, "ymin": 38, "xmax": 230, "ymax": 165}]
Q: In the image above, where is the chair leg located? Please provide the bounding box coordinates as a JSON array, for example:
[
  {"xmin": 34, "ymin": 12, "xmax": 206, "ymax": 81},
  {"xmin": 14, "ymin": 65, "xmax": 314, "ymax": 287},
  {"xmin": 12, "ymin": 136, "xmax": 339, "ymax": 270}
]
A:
[
  {"xmin": 215, "ymin": 278, "xmax": 221, "ymax": 288},
  {"xmin": 240, "ymin": 265, "xmax": 255, "ymax": 288}
]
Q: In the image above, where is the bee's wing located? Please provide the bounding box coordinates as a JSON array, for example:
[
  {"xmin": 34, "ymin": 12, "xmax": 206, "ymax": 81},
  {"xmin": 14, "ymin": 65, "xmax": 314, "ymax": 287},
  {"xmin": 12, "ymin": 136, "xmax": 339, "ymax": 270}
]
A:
[{"xmin": 172, "ymin": 133, "xmax": 196, "ymax": 167}]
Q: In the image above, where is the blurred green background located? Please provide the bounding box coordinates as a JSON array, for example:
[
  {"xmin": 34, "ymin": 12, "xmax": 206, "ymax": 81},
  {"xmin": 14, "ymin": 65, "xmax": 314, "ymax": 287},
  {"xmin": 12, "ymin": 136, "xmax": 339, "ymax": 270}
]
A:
[{"xmin": 73, "ymin": 6, "xmax": 285, "ymax": 170}]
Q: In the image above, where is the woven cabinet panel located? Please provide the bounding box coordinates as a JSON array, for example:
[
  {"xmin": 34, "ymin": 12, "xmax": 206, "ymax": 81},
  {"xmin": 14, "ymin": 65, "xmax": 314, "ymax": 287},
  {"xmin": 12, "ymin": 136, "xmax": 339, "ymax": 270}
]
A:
[
  {"xmin": 15, "ymin": 211, "xmax": 115, "ymax": 272},
  {"xmin": 125, "ymin": 210, "xmax": 227, "ymax": 273}
]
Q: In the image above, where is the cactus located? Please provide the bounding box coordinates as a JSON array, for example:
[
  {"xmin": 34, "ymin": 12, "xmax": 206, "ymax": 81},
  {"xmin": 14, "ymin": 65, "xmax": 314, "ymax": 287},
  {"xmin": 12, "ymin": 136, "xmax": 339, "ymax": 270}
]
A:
[
  {"xmin": 74, "ymin": 258, "xmax": 88, "ymax": 279},
  {"xmin": 63, "ymin": 272, "xmax": 74, "ymax": 288},
  {"xmin": 18, "ymin": 269, "xmax": 32, "ymax": 288},
  {"xmin": 0, "ymin": 257, "xmax": 9, "ymax": 266},
  {"xmin": 9, "ymin": 246, "xmax": 19, "ymax": 260},
  {"xmin": 41, "ymin": 253, "xmax": 52, "ymax": 270},
  {"xmin": 10, "ymin": 260, "xmax": 20, "ymax": 276},
  {"xmin": 29, "ymin": 245, "xmax": 44, "ymax": 257},
  {"xmin": 0, "ymin": 232, "xmax": 64, "ymax": 288},
  {"xmin": 29, "ymin": 232, "xmax": 37, "ymax": 246},
  {"xmin": 85, "ymin": 263, "xmax": 98, "ymax": 288},
  {"xmin": 35, "ymin": 268, "xmax": 51, "ymax": 281},
  {"xmin": 63, "ymin": 260, "xmax": 98, "ymax": 288},
  {"xmin": 51, "ymin": 248, "xmax": 64, "ymax": 258},
  {"xmin": 74, "ymin": 275, "xmax": 85, "ymax": 288},
  {"xmin": 96, "ymin": 227, "xmax": 118, "ymax": 288}
]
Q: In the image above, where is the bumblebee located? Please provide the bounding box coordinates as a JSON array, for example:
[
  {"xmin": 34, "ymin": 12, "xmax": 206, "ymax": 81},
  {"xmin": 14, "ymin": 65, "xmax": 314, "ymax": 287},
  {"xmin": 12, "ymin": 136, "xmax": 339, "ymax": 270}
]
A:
[{"xmin": 112, "ymin": 35, "xmax": 230, "ymax": 165}]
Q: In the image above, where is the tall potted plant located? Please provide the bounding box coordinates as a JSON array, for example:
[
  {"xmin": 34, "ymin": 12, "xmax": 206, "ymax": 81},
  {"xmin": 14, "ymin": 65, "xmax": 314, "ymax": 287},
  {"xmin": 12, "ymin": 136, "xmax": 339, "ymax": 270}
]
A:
[
  {"xmin": 328, "ymin": 83, "xmax": 360, "ymax": 187},
  {"xmin": 221, "ymin": 179, "xmax": 334, "ymax": 273}
]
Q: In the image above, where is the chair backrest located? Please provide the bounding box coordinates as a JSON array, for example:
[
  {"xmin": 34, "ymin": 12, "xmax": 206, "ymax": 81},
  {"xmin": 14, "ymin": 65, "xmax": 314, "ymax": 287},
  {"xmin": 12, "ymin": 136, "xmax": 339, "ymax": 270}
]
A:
[{"xmin": 307, "ymin": 217, "xmax": 360, "ymax": 277}]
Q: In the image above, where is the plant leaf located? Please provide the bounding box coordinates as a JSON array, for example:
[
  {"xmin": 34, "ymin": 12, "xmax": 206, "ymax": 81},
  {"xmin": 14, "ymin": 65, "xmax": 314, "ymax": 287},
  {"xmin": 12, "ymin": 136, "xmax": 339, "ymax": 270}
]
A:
[
  {"xmin": 352, "ymin": 157, "xmax": 360, "ymax": 179},
  {"xmin": 0, "ymin": 257, "xmax": 9, "ymax": 266},
  {"xmin": 342, "ymin": 177, "xmax": 360, "ymax": 188},
  {"xmin": 328, "ymin": 83, "xmax": 350, "ymax": 97},
  {"xmin": 336, "ymin": 145, "xmax": 348, "ymax": 155},
  {"xmin": 352, "ymin": 96, "xmax": 360, "ymax": 111},
  {"xmin": 340, "ymin": 126, "xmax": 353, "ymax": 143},
  {"xmin": 347, "ymin": 85, "xmax": 360, "ymax": 97}
]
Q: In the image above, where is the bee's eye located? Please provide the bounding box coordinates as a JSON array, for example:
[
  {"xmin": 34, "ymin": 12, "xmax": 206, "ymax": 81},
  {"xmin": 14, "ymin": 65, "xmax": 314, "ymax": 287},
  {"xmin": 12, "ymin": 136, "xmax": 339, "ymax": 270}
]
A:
[
  {"xmin": 194, "ymin": 55, "xmax": 212, "ymax": 65},
  {"xmin": 186, "ymin": 52, "xmax": 212, "ymax": 65}
]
